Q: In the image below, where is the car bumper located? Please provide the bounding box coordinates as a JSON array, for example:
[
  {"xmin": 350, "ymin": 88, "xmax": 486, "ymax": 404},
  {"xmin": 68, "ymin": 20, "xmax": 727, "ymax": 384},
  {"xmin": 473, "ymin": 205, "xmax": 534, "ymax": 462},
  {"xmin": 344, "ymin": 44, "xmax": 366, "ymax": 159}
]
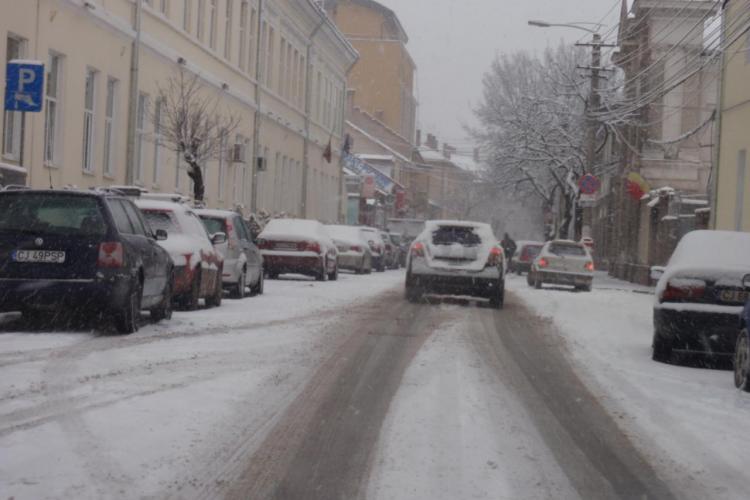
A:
[
  {"xmin": 0, "ymin": 276, "xmax": 133, "ymax": 313},
  {"xmin": 221, "ymin": 258, "xmax": 242, "ymax": 285},
  {"xmin": 409, "ymin": 262, "xmax": 502, "ymax": 298},
  {"xmin": 513, "ymin": 262, "xmax": 532, "ymax": 273},
  {"xmin": 337, "ymin": 252, "xmax": 365, "ymax": 270},
  {"xmin": 654, "ymin": 305, "xmax": 743, "ymax": 356},
  {"xmin": 263, "ymin": 254, "xmax": 323, "ymax": 277},
  {"xmin": 537, "ymin": 270, "xmax": 592, "ymax": 286}
]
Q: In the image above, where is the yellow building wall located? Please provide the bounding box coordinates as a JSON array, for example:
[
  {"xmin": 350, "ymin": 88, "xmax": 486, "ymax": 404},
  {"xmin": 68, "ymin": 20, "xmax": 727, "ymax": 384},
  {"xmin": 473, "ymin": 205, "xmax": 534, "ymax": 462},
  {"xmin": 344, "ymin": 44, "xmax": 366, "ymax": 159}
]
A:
[{"xmin": 715, "ymin": 0, "xmax": 750, "ymax": 232}]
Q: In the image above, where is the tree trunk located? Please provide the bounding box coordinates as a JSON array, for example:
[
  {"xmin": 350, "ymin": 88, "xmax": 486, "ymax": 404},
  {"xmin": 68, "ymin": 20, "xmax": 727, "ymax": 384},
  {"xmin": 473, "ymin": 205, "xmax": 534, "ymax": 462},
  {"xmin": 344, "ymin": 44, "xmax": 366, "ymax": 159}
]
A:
[
  {"xmin": 558, "ymin": 193, "xmax": 575, "ymax": 239},
  {"xmin": 187, "ymin": 161, "xmax": 205, "ymax": 202}
]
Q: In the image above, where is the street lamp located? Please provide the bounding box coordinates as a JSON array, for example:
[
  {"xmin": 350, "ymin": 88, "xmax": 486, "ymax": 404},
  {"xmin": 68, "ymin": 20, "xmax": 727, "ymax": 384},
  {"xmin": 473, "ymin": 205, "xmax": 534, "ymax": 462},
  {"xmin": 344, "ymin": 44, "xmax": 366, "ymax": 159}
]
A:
[{"xmin": 527, "ymin": 20, "xmax": 602, "ymax": 33}]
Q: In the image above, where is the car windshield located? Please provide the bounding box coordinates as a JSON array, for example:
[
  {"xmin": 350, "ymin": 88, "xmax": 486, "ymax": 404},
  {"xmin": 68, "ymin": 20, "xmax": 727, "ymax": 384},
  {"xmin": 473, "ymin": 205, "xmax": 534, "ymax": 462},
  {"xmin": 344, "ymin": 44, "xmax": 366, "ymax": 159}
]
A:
[
  {"xmin": 4, "ymin": 2, "xmax": 749, "ymax": 499},
  {"xmin": 548, "ymin": 243, "xmax": 586, "ymax": 257},
  {"xmin": 0, "ymin": 194, "xmax": 107, "ymax": 237},
  {"xmin": 200, "ymin": 216, "xmax": 227, "ymax": 236},
  {"xmin": 141, "ymin": 210, "xmax": 179, "ymax": 233}
]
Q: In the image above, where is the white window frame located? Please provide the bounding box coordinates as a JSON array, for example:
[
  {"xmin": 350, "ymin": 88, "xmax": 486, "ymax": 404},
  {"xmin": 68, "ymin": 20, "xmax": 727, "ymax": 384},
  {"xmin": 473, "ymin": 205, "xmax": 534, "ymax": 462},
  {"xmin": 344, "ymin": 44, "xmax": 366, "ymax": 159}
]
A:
[
  {"xmin": 266, "ymin": 25, "xmax": 275, "ymax": 88},
  {"xmin": 218, "ymin": 133, "xmax": 226, "ymax": 201},
  {"xmin": 278, "ymin": 38, "xmax": 287, "ymax": 97},
  {"xmin": 82, "ymin": 67, "xmax": 98, "ymax": 174},
  {"xmin": 44, "ymin": 51, "xmax": 63, "ymax": 167},
  {"xmin": 183, "ymin": 0, "xmax": 192, "ymax": 32},
  {"xmin": 248, "ymin": 7, "xmax": 257, "ymax": 75},
  {"xmin": 259, "ymin": 21, "xmax": 267, "ymax": 82},
  {"xmin": 197, "ymin": 0, "xmax": 205, "ymax": 41},
  {"xmin": 3, "ymin": 34, "xmax": 27, "ymax": 162},
  {"xmin": 135, "ymin": 93, "xmax": 149, "ymax": 183},
  {"xmin": 238, "ymin": 1, "xmax": 248, "ymax": 71},
  {"xmin": 160, "ymin": 0, "xmax": 169, "ymax": 15},
  {"xmin": 103, "ymin": 77, "xmax": 118, "ymax": 177},
  {"xmin": 209, "ymin": 0, "xmax": 218, "ymax": 49},
  {"xmin": 736, "ymin": 150, "xmax": 747, "ymax": 231}
]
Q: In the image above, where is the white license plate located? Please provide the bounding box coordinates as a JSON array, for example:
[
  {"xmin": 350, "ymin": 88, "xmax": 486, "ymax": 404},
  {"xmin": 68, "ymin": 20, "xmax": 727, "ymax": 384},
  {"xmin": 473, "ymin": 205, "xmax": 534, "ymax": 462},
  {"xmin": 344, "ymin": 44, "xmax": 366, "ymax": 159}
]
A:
[
  {"xmin": 720, "ymin": 290, "xmax": 749, "ymax": 303},
  {"xmin": 275, "ymin": 243, "xmax": 298, "ymax": 251},
  {"xmin": 13, "ymin": 250, "xmax": 66, "ymax": 263}
]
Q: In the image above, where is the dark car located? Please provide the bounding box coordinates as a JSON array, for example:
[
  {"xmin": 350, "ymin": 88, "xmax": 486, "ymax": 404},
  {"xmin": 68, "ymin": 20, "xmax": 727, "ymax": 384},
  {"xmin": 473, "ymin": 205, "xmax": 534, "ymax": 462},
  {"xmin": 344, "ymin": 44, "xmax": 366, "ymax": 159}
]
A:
[
  {"xmin": 0, "ymin": 190, "xmax": 173, "ymax": 334},
  {"xmin": 734, "ymin": 276, "xmax": 750, "ymax": 391},
  {"xmin": 510, "ymin": 241, "xmax": 544, "ymax": 275}
]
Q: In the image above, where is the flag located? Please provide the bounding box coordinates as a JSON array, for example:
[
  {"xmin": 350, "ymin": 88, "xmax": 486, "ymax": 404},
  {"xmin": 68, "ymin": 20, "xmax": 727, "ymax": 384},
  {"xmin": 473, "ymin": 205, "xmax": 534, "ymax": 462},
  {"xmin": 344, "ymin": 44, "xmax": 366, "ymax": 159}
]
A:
[
  {"xmin": 323, "ymin": 137, "xmax": 332, "ymax": 163},
  {"xmin": 625, "ymin": 172, "xmax": 650, "ymax": 200}
]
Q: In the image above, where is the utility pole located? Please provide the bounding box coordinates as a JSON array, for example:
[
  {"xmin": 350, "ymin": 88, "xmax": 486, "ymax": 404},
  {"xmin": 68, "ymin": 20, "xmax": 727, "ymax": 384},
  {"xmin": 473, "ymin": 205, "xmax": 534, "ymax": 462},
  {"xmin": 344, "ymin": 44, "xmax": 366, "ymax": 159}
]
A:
[{"xmin": 575, "ymin": 34, "xmax": 616, "ymax": 240}]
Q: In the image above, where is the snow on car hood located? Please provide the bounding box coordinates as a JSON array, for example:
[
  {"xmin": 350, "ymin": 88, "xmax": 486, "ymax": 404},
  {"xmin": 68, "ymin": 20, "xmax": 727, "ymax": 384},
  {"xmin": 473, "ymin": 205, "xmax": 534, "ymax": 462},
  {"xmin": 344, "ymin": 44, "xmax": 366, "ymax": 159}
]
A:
[
  {"xmin": 418, "ymin": 221, "xmax": 498, "ymax": 272},
  {"xmin": 260, "ymin": 219, "xmax": 328, "ymax": 244},
  {"xmin": 655, "ymin": 230, "xmax": 750, "ymax": 300}
]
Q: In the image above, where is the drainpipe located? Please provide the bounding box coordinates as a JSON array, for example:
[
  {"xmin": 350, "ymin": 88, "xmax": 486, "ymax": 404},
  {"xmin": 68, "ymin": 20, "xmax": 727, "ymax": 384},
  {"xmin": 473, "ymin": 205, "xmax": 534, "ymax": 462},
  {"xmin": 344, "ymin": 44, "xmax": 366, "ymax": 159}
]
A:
[
  {"xmin": 250, "ymin": 0, "xmax": 264, "ymax": 213},
  {"xmin": 710, "ymin": 4, "xmax": 727, "ymax": 230},
  {"xmin": 125, "ymin": 0, "xmax": 143, "ymax": 185},
  {"xmin": 300, "ymin": 17, "xmax": 326, "ymax": 219},
  {"xmin": 337, "ymin": 60, "xmax": 357, "ymax": 222}
]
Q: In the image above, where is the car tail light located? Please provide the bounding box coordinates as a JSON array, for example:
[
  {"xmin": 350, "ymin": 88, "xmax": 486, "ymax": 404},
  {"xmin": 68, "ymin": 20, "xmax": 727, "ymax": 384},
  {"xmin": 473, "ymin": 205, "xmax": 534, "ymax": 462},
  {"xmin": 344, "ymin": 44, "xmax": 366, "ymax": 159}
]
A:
[
  {"xmin": 537, "ymin": 258, "xmax": 549, "ymax": 268},
  {"xmin": 487, "ymin": 246, "xmax": 503, "ymax": 266},
  {"xmin": 226, "ymin": 221, "xmax": 236, "ymax": 249},
  {"xmin": 662, "ymin": 279, "xmax": 706, "ymax": 302},
  {"xmin": 300, "ymin": 241, "xmax": 321, "ymax": 254},
  {"xmin": 351, "ymin": 245, "xmax": 362, "ymax": 252},
  {"xmin": 585, "ymin": 261, "xmax": 594, "ymax": 272},
  {"xmin": 98, "ymin": 242, "xmax": 124, "ymax": 268},
  {"xmin": 257, "ymin": 239, "xmax": 272, "ymax": 250},
  {"xmin": 411, "ymin": 242, "xmax": 425, "ymax": 257}
]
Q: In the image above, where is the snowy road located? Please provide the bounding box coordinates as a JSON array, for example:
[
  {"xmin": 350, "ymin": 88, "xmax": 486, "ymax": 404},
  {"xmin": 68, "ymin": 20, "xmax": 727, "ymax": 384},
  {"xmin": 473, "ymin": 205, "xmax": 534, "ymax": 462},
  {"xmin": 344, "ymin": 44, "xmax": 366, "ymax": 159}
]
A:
[{"xmin": 1, "ymin": 271, "xmax": 747, "ymax": 499}]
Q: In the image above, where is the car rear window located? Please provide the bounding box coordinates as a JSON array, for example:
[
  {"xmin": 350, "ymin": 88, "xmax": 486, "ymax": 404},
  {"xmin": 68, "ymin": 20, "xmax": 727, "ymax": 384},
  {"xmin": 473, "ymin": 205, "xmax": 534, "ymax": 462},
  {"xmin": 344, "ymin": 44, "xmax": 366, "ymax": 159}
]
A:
[
  {"xmin": 521, "ymin": 245, "xmax": 542, "ymax": 260},
  {"xmin": 142, "ymin": 210, "xmax": 179, "ymax": 233},
  {"xmin": 200, "ymin": 216, "xmax": 227, "ymax": 236},
  {"xmin": 548, "ymin": 243, "xmax": 586, "ymax": 256},
  {"xmin": 0, "ymin": 194, "xmax": 107, "ymax": 237},
  {"xmin": 432, "ymin": 226, "xmax": 482, "ymax": 246}
]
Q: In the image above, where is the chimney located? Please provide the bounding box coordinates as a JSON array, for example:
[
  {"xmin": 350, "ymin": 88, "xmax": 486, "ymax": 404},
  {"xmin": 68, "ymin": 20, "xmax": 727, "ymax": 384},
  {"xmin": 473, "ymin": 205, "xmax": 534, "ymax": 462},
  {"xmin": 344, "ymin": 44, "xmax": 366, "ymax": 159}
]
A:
[
  {"xmin": 426, "ymin": 134, "xmax": 438, "ymax": 150},
  {"xmin": 416, "ymin": 129, "xmax": 421, "ymax": 147}
]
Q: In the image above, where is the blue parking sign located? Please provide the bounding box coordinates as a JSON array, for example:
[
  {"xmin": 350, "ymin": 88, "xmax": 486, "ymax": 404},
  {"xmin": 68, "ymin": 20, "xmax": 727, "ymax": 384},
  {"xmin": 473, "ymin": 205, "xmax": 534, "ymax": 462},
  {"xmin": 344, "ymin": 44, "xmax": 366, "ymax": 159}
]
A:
[{"xmin": 4, "ymin": 60, "xmax": 44, "ymax": 112}]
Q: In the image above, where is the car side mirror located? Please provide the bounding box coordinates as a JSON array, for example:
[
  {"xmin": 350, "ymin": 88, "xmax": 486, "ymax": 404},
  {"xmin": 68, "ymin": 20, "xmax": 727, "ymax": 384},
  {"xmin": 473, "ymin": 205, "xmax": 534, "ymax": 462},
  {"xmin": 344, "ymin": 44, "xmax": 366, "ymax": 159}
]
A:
[
  {"xmin": 650, "ymin": 266, "xmax": 666, "ymax": 281},
  {"xmin": 743, "ymin": 274, "xmax": 750, "ymax": 289},
  {"xmin": 211, "ymin": 232, "xmax": 227, "ymax": 245},
  {"xmin": 155, "ymin": 229, "xmax": 168, "ymax": 241}
]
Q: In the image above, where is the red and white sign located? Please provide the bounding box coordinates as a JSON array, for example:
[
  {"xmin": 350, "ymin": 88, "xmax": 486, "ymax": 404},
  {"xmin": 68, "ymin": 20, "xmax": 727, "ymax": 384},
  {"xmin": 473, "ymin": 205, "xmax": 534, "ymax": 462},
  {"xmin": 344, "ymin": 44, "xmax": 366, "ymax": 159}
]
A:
[{"xmin": 362, "ymin": 174, "xmax": 376, "ymax": 199}]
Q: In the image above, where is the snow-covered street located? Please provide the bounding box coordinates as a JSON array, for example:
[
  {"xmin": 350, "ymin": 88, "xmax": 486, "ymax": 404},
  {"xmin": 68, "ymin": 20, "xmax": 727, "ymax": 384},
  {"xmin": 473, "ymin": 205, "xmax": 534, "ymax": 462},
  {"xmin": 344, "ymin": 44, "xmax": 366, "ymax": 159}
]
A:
[{"xmin": 1, "ymin": 270, "xmax": 749, "ymax": 500}]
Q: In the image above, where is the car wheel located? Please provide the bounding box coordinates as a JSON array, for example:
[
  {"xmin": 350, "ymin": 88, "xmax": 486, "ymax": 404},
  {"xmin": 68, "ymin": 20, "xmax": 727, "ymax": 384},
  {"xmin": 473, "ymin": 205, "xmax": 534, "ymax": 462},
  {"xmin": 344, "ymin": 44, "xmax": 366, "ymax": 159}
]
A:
[
  {"xmin": 489, "ymin": 280, "xmax": 505, "ymax": 309},
  {"xmin": 251, "ymin": 269, "xmax": 264, "ymax": 296},
  {"xmin": 232, "ymin": 270, "xmax": 247, "ymax": 299},
  {"xmin": 534, "ymin": 276, "xmax": 543, "ymax": 289},
  {"xmin": 527, "ymin": 272, "xmax": 534, "ymax": 287},
  {"xmin": 115, "ymin": 279, "xmax": 142, "ymax": 334},
  {"xmin": 150, "ymin": 272, "xmax": 173, "ymax": 322},
  {"xmin": 328, "ymin": 264, "xmax": 339, "ymax": 281},
  {"xmin": 405, "ymin": 283, "xmax": 423, "ymax": 303},
  {"xmin": 652, "ymin": 331, "xmax": 674, "ymax": 363},
  {"xmin": 734, "ymin": 329, "xmax": 750, "ymax": 391},
  {"xmin": 316, "ymin": 260, "xmax": 328, "ymax": 282},
  {"xmin": 206, "ymin": 272, "xmax": 223, "ymax": 308}
]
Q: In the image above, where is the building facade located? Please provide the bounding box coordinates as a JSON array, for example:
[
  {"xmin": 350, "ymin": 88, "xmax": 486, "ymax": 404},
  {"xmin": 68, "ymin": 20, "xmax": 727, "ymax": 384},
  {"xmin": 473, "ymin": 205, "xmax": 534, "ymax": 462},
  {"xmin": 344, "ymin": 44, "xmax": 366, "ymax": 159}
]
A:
[
  {"xmin": 713, "ymin": 0, "xmax": 750, "ymax": 232},
  {"xmin": 0, "ymin": 0, "xmax": 356, "ymax": 221}
]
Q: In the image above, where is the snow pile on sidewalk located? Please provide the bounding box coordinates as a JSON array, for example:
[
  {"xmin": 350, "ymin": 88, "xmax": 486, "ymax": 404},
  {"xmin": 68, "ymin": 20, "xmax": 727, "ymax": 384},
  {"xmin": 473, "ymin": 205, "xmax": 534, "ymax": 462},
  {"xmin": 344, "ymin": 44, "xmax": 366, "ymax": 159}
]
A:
[{"xmin": 509, "ymin": 275, "xmax": 750, "ymax": 500}]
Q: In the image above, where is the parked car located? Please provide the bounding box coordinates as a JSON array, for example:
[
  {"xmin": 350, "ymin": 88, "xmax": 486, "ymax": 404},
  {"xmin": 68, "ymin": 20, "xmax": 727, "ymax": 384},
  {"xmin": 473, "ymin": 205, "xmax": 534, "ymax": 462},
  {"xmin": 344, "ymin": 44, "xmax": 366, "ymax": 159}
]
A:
[
  {"xmin": 528, "ymin": 240, "xmax": 594, "ymax": 291},
  {"xmin": 510, "ymin": 241, "xmax": 544, "ymax": 275},
  {"xmin": 136, "ymin": 200, "xmax": 225, "ymax": 310},
  {"xmin": 397, "ymin": 234, "xmax": 414, "ymax": 268},
  {"xmin": 0, "ymin": 190, "xmax": 173, "ymax": 333},
  {"xmin": 196, "ymin": 209, "xmax": 264, "ymax": 298},
  {"xmin": 733, "ymin": 283, "xmax": 750, "ymax": 391},
  {"xmin": 385, "ymin": 232, "xmax": 403, "ymax": 269},
  {"xmin": 405, "ymin": 220, "xmax": 506, "ymax": 308},
  {"xmin": 325, "ymin": 224, "xmax": 373, "ymax": 274},
  {"xmin": 651, "ymin": 230, "xmax": 750, "ymax": 363},
  {"xmin": 258, "ymin": 219, "xmax": 338, "ymax": 281},
  {"xmin": 361, "ymin": 227, "xmax": 385, "ymax": 272}
]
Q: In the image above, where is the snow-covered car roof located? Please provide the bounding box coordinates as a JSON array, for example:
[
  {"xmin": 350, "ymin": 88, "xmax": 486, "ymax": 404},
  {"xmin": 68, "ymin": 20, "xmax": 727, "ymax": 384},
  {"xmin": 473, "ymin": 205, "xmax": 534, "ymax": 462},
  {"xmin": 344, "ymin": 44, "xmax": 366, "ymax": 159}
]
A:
[
  {"xmin": 134, "ymin": 199, "xmax": 189, "ymax": 213},
  {"xmin": 516, "ymin": 240, "xmax": 544, "ymax": 248},
  {"xmin": 655, "ymin": 230, "xmax": 750, "ymax": 300},
  {"xmin": 325, "ymin": 225, "xmax": 365, "ymax": 242},
  {"xmin": 424, "ymin": 220, "xmax": 492, "ymax": 231},
  {"xmin": 194, "ymin": 208, "xmax": 239, "ymax": 219},
  {"xmin": 260, "ymin": 218, "xmax": 331, "ymax": 243}
]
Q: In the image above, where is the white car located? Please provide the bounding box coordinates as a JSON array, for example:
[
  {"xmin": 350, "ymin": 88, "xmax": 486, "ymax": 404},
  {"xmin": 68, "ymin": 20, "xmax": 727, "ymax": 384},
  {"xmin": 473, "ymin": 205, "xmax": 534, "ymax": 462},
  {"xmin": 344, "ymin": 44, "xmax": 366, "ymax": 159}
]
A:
[
  {"xmin": 325, "ymin": 225, "xmax": 373, "ymax": 274},
  {"xmin": 528, "ymin": 240, "xmax": 594, "ymax": 291},
  {"xmin": 360, "ymin": 226, "xmax": 386, "ymax": 272},
  {"xmin": 258, "ymin": 219, "xmax": 339, "ymax": 281},
  {"xmin": 651, "ymin": 230, "xmax": 750, "ymax": 363},
  {"xmin": 405, "ymin": 220, "xmax": 506, "ymax": 308},
  {"xmin": 136, "ymin": 199, "xmax": 225, "ymax": 310}
]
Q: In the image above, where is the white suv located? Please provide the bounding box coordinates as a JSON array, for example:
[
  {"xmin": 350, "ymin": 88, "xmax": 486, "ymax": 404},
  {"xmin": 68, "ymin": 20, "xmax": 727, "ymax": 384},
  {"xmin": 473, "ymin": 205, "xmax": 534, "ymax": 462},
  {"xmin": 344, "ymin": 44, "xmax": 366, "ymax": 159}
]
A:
[{"xmin": 405, "ymin": 220, "xmax": 506, "ymax": 308}]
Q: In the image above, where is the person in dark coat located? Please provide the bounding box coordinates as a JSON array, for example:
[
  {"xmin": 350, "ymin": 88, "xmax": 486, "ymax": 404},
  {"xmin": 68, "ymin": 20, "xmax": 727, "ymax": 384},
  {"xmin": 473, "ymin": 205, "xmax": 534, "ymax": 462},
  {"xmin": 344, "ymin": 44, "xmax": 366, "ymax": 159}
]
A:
[{"xmin": 501, "ymin": 233, "xmax": 517, "ymax": 261}]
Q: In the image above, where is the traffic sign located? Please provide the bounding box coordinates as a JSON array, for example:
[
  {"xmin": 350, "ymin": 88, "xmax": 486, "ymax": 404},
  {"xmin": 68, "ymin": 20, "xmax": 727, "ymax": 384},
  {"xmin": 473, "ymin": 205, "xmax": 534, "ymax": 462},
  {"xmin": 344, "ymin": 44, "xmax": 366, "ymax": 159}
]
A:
[
  {"xmin": 4, "ymin": 60, "xmax": 44, "ymax": 112},
  {"xmin": 578, "ymin": 174, "xmax": 601, "ymax": 195}
]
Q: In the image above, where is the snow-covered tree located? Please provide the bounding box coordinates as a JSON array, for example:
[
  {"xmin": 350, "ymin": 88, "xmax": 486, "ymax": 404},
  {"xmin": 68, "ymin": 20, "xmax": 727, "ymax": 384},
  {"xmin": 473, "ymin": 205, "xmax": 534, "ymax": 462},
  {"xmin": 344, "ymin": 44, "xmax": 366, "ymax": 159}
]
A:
[{"xmin": 155, "ymin": 67, "xmax": 241, "ymax": 202}]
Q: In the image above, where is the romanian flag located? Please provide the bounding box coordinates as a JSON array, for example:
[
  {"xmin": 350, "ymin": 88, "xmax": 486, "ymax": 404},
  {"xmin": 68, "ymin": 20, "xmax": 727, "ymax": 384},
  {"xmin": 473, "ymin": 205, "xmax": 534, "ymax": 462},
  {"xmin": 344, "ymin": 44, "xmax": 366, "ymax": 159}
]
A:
[{"xmin": 626, "ymin": 172, "xmax": 650, "ymax": 200}]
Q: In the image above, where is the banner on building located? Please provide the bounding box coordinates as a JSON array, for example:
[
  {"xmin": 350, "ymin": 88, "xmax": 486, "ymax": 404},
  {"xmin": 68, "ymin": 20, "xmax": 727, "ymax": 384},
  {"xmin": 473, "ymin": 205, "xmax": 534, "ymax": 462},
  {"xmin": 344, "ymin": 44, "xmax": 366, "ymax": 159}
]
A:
[
  {"xmin": 362, "ymin": 174, "xmax": 376, "ymax": 199},
  {"xmin": 625, "ymin": 172, "xmax": 650, "ymax": 200}
]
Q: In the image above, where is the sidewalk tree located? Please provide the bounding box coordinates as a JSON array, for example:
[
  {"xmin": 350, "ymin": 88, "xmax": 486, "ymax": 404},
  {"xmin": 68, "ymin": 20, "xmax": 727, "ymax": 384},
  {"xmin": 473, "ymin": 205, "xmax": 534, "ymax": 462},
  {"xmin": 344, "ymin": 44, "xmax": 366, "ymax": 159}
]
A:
[
  {"xmin": 470, "ymin": 44, "xmax": 610, "ymax": 238},
  {"xmin": 155, "ymin": 67, "xmax": 241, "ymax": 202}
]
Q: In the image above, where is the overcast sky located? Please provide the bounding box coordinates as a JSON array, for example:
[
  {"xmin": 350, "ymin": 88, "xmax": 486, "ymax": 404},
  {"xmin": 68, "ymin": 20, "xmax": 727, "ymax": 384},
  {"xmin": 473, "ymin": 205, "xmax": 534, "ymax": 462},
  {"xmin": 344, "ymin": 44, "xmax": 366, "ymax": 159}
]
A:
[{"xmin": 376, "ymin": 0, "xmax": 623, "ymax": 148}]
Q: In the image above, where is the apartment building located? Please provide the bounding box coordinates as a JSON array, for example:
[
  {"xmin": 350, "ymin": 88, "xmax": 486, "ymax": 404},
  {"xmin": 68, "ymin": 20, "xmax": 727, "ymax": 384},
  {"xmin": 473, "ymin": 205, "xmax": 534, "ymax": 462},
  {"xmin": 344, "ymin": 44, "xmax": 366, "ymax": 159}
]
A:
[
  {"xmin": 713, "ymin": 0, "xmax": 750, "ymax": 232},
  {"xmin": 0, "ymin": 0, "xmax": 357, "ymax": 221}
]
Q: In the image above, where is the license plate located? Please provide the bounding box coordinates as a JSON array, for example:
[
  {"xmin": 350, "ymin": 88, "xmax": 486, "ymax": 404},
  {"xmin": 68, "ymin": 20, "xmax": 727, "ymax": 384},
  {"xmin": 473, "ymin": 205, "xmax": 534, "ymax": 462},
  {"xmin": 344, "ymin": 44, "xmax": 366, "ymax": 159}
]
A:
[
  {"xmin": 275, "ymin": 243, "xmax": 297, "ymax": 251},
  {"xmin": 12, "ymin": 249, "xmax": 66, "ymax": 263},
  {"xmin": 719, "ymin": 289, "xmax": 749, "ymax": 304}
]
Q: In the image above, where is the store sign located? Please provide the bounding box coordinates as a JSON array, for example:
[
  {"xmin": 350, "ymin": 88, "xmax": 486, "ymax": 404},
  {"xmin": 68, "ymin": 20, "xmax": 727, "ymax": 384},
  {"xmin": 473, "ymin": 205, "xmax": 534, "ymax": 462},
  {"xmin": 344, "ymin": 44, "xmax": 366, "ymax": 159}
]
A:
[{"xmin": 362, "ymin": 174, "xmax": 376, "ymax": 199}]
